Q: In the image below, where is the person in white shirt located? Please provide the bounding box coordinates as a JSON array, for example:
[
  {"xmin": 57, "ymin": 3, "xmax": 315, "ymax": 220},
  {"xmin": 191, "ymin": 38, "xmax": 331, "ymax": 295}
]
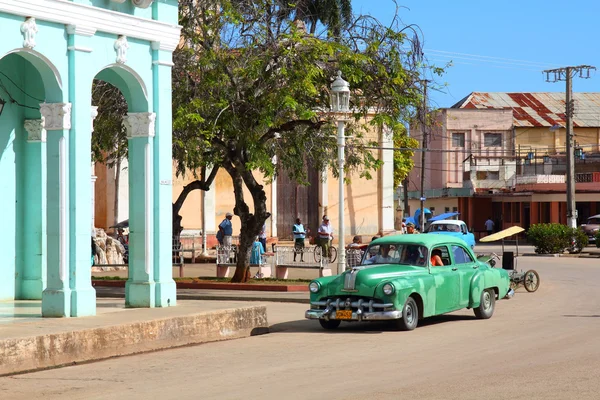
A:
[
  {"xmin": 484, "ymin": 217, "xmax": 495, "ymax": 236},
  {"xmin": 317, "ymin": 215, "xmax": 334, "ymax": 260}
]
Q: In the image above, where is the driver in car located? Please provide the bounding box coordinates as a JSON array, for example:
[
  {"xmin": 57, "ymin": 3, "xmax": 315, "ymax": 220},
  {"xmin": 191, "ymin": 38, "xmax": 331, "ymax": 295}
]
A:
[
  {"xmin": 364, "ymin": 244, "xmax": 395, "ymax": 264},
  {"xmin": 403, "ymin": 245, "xmax": 426, "ymax": 266}
]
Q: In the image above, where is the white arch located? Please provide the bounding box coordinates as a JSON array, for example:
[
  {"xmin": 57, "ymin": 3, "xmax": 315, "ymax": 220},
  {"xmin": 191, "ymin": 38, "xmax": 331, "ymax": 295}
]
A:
[
  {"xmin": 94, "ymin": 63, "xmax": 148, "ymax": 100},
  {"xmin": 1, "ymin": 48, "xmax": 63, "ymax": 89}
]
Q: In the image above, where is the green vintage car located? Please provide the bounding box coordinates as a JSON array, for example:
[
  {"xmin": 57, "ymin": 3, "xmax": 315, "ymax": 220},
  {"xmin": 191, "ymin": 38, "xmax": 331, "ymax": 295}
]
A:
[{"xmin": 305, "ymin": 234, "xmax": 513, "ymax": 331}]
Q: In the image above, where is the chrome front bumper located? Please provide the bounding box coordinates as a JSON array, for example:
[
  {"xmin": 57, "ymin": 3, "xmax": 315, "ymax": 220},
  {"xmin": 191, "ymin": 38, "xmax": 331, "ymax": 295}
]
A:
[
  {"xmin": 305, "ymin": 309, "xmax": 402, "ymax": 321},
  {"xmin": 504, "ymin": 288, "xmax": 515, "ymax": 299}
]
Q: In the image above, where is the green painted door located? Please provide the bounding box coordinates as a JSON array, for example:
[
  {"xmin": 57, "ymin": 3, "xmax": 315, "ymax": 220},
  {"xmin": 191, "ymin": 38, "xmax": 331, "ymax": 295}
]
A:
[
  {"xmin": 430, "ymin": 245, "xmax": 459, "ymax": 314},
  {"xmin": 452, "ymin": 245, "xmax": 478, "ymax": 308}
]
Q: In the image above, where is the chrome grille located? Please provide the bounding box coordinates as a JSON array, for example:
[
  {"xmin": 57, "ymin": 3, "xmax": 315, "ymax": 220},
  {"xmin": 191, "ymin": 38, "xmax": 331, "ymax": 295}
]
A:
[{"xmin": 311, "ymin": 297, "xmax": 393, "ymax": 313}]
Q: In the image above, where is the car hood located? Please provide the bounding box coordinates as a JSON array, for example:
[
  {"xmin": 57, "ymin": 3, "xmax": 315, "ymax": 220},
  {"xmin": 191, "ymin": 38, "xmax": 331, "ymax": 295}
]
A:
[{"xmin": 325, "ymin": 264, "xmax": 428, "ymax": 297}]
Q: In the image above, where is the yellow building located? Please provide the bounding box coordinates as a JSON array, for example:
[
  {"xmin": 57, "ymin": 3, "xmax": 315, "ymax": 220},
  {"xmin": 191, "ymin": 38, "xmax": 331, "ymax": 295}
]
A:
[{"xmin": 96, "ymin": 119, "xmax": 398, "ymax": 245}]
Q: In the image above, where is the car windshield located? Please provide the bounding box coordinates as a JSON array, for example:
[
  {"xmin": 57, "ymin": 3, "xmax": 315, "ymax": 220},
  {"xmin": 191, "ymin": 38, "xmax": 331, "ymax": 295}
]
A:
[
  {"xmin": 428, "ymin": 223, "xmax": 461, "ymax": 233},
  {"xmin": 361, "ymin": 243, "xmax": 429, "ymax": 267},
  {"xmin": 587, "ymin": 218, "xmax": 600, "ymax": 224}
]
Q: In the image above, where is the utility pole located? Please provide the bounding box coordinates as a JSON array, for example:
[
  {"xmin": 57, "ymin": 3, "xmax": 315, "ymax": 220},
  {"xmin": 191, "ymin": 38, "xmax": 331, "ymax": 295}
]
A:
[
  {"xmin": 419, "ymin": 80, "xmax": 429, "ymax": 233},
  {"xmin": 543, "ymin": 65, "xmax": 595, "ymax": 228}
]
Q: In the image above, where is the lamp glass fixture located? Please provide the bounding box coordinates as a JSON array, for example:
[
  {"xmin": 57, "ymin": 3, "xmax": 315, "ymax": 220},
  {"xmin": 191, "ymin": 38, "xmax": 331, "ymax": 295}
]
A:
[{"xmin": 330, "ymin": 71, "xmax": 350, "ymax": 113}]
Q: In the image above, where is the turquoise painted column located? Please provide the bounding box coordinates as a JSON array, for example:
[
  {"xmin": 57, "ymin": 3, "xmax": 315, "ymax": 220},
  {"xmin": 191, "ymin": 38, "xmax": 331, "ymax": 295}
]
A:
[
  {"xmin": 124, "ymin": 112, "xmax": 156, "ymax": 308},
  {"xmin": 0, "ymin": 102, "xmax": 17, "ymax": 302},
  {"xmin": 41, "ymin": 103, "xmax": 72, "ymax": 317},
  {"xmin": 19, "ymin": 119, "xmax": 47, "ymax": 299},
  {"xmin": 67, "ymin": 25, "xmax": 96, "ymax": 317},
  {"xmin": 152, "ymin": 42, "xmax": 176, "ymax": 307}
]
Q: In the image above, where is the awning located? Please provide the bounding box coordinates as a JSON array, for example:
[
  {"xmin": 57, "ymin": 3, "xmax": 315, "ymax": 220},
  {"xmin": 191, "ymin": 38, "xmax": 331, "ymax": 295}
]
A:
[
  {"xmin": 479, "ymin": 226, "xmax": 525, "ymax": 242},
  {"xmin": 428, "ymin": 212, "xmax": 460, "ymax": 222}
]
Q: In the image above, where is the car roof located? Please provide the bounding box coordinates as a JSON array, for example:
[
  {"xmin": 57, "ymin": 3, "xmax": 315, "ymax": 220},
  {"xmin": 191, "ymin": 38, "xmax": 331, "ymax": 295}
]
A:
[
  {"xmin": 371, "ymin": 234, "xmax": 468, "ymax": 247},
  {"xmin": 588, "ymin": 214, "xmax": 600, "ymax": 219},
  {"xmin": 430, "ymin": 220, "xmax": 463, "ymax": 225}
]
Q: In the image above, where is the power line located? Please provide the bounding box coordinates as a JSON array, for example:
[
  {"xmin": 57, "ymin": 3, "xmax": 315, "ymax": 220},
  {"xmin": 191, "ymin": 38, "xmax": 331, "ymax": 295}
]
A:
[{"xmin": 425, "ymin": 49, "xmax": 561, "ymax": 68}]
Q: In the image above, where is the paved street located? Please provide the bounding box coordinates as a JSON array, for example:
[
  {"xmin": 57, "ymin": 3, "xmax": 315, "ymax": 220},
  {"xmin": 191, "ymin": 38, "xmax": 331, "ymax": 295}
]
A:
[{"xmin": 3, "ymin": 256, "xmax": 600, "ymax": 400}]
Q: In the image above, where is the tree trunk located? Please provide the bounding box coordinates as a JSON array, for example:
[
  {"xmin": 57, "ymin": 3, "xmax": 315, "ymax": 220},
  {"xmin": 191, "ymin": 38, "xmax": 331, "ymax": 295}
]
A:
[
  {"xmin": 171, "ymin": 167, "xmax": 220, "ymax": 238},
  {"xmin": 224, "ymin": 161, "xmax": 270, "ymax": 283}
]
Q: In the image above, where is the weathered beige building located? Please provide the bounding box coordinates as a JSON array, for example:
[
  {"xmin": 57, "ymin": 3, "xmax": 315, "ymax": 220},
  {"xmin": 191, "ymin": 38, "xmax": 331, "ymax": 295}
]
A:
[{"xmin": 406, "ymin": 92, "xmax": 600, "ymax": 236}]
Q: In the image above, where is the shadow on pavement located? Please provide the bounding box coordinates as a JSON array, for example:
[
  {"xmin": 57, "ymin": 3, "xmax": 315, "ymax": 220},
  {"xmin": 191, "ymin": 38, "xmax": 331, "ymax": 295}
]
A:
[
  {"xmin": 270, "ymin": 314, "xmax": 477, "ymax": 334},
  {"xmin": 563, "ymin": 314, "xmax": 600, "ymax": 318}
]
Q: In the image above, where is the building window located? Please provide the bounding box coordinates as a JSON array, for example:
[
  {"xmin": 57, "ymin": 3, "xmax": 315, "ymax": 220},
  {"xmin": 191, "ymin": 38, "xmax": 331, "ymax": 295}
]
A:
[
  {"xmin": 476, "ymin": 171, "xmax": 500, "ymax": 180},
  {"xmin": 484, "ymin": 133, "xmax": 502, "ymax": 147},
  {"xmin": 453, "ymin": 207, "xmax": 458, "ymax": 212},
  {"xmin": 452, "ymin": 132, "xmax": 465, "ymax": 147},
  {"xmin": 445, "ymin": 207, "xmax": 450, "ymax": 213},
  {"xmin": 430, "ymin": 207, "xmax": 435, "ymax": 215}
]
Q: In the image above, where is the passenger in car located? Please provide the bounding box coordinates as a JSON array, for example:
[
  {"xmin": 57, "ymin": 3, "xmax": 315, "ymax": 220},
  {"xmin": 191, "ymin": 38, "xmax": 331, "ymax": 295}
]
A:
[{"xmin": 430, "ymin": 248, "xmax": 444, "ymax": 266}]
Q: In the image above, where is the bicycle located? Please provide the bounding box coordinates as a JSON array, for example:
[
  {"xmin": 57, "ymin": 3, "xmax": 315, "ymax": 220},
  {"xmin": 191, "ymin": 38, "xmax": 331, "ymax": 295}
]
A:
[{"xmin": 312, "ymin": 238, "xmax": 338, "ymax": 264}]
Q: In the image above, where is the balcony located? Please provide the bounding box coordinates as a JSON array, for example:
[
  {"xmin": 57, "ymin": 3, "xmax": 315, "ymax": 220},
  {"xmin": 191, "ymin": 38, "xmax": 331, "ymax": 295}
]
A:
[{"xmin": 515, "ymin": 173, "xmax": 600, "ymax": 192}]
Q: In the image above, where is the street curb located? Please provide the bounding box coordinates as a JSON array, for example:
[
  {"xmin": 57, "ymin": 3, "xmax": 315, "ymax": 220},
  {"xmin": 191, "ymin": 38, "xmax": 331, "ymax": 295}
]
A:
[
  {"xmin": 521, "ymin": 253, "xmax": 600, "ymax": 258},
  {"xmin": 94, "ymin": 290, "xmax": 310, "ymax": 304},
  {"xmin": 92, "ymin": 280, "xmax": 308, "ymax": 292},
  {"xmin": 0, "ymin": 306, "xmax": 268, "ymax": 377}
]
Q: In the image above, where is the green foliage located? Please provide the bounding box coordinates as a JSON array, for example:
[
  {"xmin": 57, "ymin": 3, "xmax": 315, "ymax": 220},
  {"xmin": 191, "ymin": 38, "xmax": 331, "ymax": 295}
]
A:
[
  {"xmin": 173, "ymin": 0, "xmax": 443, "ymax": 280},
  {"xmin": 91, "ymin": 80, "xmax": 128, "ymax": 167},
  {"xmin": 393, "ymin": 126, "xmax": 418, "ymax": 187},
  {"xmin": 527, "ymin": 223, "xmax": 588, "ymax": 254}
]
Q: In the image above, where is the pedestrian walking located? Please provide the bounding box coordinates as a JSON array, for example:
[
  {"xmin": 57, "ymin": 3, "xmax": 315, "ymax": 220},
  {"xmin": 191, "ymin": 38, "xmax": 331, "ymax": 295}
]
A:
[
  {"xmin": 485, "ymin": 217, "xmax": 495, "ymax": 237},
  {"xmin": 250, "ymin": 236, "xmax": 265, "ymax": 278},
  {"xmin": 293, "ymin": 217, "xmax": 306, "ymax": 262}
]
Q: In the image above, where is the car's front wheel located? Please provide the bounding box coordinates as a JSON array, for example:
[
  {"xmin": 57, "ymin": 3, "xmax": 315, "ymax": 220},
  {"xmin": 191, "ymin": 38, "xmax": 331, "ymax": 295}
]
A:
[
  {"xmin": 394, "ymin": 297, "xmax": 419, "ymax": 331},
  {"xmin": 319, "ymin": 319, "xmax": 341, "ymax": 330},
  {"xmin": 474, "ymin": 288, "xmax": 495, "ymax": 319}
]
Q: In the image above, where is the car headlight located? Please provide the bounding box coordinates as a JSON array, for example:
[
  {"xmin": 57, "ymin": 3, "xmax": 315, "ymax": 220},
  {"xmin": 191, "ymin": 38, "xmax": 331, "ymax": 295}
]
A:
[
  {"xmin": 382, "ymin": 283, "xmax": 395, "ymax": 296},
  {"xmin": 309, "ymin": 281, "xmax": 321, "ymax": 293}
]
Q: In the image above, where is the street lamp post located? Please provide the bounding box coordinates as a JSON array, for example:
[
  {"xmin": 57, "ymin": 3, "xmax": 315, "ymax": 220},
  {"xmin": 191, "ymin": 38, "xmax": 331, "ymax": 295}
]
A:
[{"xmin": 330, "ymin": 71, "xmax": 350, "ymax": 275}]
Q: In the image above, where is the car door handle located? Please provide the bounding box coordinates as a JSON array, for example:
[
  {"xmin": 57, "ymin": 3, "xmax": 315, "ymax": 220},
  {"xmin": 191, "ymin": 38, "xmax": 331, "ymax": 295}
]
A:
[
  {"xmin": 472, "ymin": 265, "xmax": 479, "ymax": 269},
  {"xmin": 452, "ymin": 267, "xmax": 458, "ymax": 271}
]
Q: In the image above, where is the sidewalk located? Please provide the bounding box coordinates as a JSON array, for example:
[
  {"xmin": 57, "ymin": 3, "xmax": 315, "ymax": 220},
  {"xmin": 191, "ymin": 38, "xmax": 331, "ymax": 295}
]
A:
[
  {"xmin": 0, "ymin": 299, "xmax": 268, "ymax": 376},
  {"xmin": 94, "ymin": 286, "xmax": 309, "ymax": 303}
]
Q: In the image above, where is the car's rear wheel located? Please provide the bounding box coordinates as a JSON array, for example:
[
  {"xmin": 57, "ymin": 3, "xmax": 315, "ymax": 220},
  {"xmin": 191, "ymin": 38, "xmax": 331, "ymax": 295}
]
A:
[
  {"xmin": 319, "ymin": 319, "xmax": 341, "ymax": 330},
  {"xmin": 474, "ymin": 288, "xmax": 495, "ymax": 319},
  {"xmin": 394, "ymin": 297, "xmax": 419, "ymax": 331}
]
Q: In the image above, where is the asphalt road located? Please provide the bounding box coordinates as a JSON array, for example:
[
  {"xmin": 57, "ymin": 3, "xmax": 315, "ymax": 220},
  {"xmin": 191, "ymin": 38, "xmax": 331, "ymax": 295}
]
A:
[{"xmin": 3, "ymin": 256, "xmax": 600, "ymax": 400}]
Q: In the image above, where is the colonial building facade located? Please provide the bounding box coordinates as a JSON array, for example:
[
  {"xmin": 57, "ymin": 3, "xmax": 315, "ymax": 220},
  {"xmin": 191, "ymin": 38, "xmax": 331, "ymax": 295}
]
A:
[
  {"xmin": 0, "ymin": 0, "xmax": 180, "ymax": 316},
  {"xmin": 406, "ymin": 92, "xmax": 600, "ymax": 236}
]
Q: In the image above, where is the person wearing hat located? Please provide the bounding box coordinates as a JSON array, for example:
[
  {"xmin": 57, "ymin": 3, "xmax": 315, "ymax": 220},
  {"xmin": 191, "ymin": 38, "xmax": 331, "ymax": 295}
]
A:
[
  {"xmin": 317, "ymin": 215, "xmax": 334, "ymax": 260},
  {"xmin": 218, "ymin": 212, "xmax": 234, "ymax": 247},
  {"xmin": 406, "ymin": 222, "xmax": 419, "ymax": 234}
]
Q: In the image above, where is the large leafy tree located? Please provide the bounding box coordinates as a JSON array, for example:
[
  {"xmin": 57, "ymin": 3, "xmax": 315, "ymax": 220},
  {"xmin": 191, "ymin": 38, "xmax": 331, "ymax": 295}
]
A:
[
  {"xmin": 91, "ymin": 80, "xmax": 128, "ymax": 226},
  {"xmin": 173, "ymin": 0, "xmax": 431, "ymax": 282}
]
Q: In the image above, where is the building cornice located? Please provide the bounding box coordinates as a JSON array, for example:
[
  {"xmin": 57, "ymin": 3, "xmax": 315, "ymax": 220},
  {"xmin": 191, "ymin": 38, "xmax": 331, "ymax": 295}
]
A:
[{"xmin": 0, "ymin": 0, "xmax": 181, "ymax": 52}]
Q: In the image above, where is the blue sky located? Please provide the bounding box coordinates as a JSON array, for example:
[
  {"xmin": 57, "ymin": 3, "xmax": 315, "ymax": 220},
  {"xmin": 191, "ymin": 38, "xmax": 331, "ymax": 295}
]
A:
[{"xmin": 353, "ymin": 0, "xmax": 600, "ymax": 109}]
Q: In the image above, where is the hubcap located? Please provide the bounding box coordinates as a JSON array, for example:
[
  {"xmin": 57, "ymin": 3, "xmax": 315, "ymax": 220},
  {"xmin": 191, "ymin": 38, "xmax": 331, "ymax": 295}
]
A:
[
  {"xmin": 406, "ymin": 303, "xmax": 414, "ymax": 324},
  {"xmin": 483, "ymin": 291, "xmax": 491, "ymax": 310}
]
